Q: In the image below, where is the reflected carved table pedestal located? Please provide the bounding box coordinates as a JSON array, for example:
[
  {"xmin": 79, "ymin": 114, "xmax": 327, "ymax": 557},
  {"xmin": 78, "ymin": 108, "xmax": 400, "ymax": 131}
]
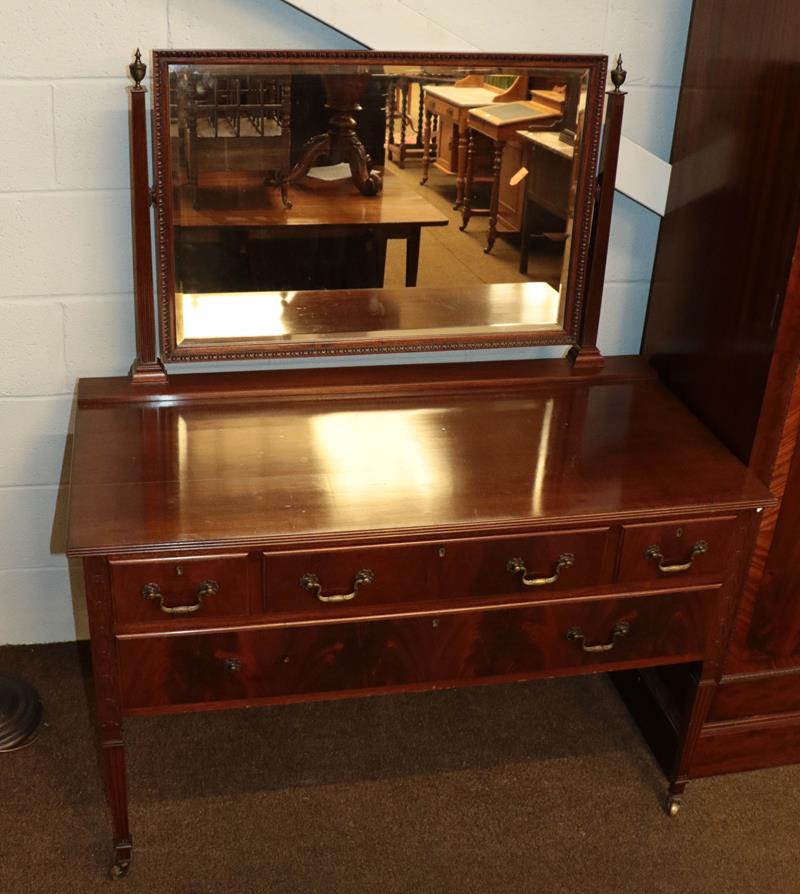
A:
[{"xmin": 285, "ymin": 74, "xmax": 383, "ymax": 202}]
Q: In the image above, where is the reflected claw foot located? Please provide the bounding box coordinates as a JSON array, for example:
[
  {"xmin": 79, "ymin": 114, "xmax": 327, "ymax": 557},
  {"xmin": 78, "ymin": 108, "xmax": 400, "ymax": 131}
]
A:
[
  {"xmin": 110, "ymin": 860, "xmax": 131, "ymax": 880},
  {"xmin": 666, "ymin": 795, "xmax": 682, "ymax": 817},
  {"xmin": 419, "ymin": 177, "xmax": 428, "ymax": 186}
]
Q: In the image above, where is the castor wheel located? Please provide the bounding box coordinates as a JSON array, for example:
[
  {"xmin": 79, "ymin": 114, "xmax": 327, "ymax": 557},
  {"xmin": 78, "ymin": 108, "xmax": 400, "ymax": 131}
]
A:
[
  {"xmin": 110, "ymin": 860, "xmax": 131, "ymax": 880},
  {"xmin": 666, "ymin": 795, "xmax": 682, "ymax": 817}
]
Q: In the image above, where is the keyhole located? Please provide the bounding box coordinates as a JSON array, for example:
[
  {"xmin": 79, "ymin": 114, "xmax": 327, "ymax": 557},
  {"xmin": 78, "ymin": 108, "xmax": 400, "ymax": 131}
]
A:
[
  {"xmin": 176, "ymin": 565, "xmax": 184, "ymax": 576},
  {"xmin": 675, "ymin": 528, "xmax": 684, "ymax": 539}
]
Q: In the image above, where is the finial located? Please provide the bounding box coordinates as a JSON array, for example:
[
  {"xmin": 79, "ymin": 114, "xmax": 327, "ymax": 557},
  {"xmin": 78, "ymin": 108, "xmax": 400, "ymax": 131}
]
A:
[
  {"xmin": 129, "ymin": 48, "xmax": 146, "ymax": 88},
  {"xmin": 611, "ymin": 54, "xmax": 627, "ymax": 93}
]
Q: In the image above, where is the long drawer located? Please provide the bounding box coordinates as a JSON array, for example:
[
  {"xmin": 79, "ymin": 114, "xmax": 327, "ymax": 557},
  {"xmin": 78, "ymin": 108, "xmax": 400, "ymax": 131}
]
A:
[
  {"xmin": 118, "ymin": 586, "xmax": 719, "ymax": 711},
  {"xmin": 262, "ymin": 528, "xmax": 613, "ymax": 619}
]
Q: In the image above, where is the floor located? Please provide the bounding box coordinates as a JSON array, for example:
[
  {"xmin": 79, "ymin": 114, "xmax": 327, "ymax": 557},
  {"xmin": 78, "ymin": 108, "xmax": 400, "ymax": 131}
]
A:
[
  {"xmin": 2, "ymin": 642, "xmax": 799, "ymax": 894},
  {"xmin": 382, "ymin": 154, "xmax": 563, "ymax": 290}
]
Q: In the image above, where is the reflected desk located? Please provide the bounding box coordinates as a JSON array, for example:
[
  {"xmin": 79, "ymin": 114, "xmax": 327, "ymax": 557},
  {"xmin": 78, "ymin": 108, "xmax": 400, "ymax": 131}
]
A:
[
  {"xmin": 420, "ymin": 77, "xmax": 526, "ymax": 208},
  {"xmin": 173, "ymin": 169, "xmax": 448, "ymax": 288},
  {"xmin": 65, "ymin": 358, "xmax": 773, "ymax": 875},
  {"xmin": 516, "ymin": 130, "xmax": 576, "ymax": 275},
  {"xmin": 461, "ymin": 102, "xmax": 562, "ymax": 254}
]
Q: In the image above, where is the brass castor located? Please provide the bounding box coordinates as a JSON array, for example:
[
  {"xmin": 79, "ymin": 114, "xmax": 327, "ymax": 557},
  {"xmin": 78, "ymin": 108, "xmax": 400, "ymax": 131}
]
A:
[
  {"xmin": 110, "ymin": 860, "xmax": 131, "ymax": 880},
  {"xmin": 666, "ymin": 795, "xmax": 682, "ymax": 817}
]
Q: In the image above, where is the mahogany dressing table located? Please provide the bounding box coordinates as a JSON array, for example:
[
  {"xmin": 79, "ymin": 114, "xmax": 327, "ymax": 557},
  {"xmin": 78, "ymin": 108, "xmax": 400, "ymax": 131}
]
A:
[{"xmin": 64, "ymin": 50, "xmax": 773, "ymax": 879}]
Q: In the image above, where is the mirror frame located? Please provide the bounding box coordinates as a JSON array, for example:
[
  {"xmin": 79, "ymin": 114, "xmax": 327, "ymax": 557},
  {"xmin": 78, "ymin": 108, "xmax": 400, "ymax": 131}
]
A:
[{"xmin": 150, "ymin": 50, "xmax": 609, "ymax": 363}]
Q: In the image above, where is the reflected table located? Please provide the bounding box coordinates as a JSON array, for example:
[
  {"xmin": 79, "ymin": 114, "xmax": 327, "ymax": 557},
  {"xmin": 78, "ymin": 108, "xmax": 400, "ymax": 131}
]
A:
[{"xmin": 173, "ymin": 169, "xmax": 448, "ymax": 288}]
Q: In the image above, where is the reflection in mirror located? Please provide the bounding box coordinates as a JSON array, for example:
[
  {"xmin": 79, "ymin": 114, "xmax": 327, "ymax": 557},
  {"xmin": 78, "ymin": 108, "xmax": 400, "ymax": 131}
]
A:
[{"xmin": 166, "ymin": 62, "xmax": 590, "ymax": 347}]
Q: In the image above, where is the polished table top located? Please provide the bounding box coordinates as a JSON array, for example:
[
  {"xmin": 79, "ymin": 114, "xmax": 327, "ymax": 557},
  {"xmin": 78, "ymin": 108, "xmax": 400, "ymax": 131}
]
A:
[
  {"xmin": 66, "ymin": 365, "xmax": 773, "ymax": 556},
  {"xmin": 173, "ymin": 167, "xmax": 449, "ymax": 231}
]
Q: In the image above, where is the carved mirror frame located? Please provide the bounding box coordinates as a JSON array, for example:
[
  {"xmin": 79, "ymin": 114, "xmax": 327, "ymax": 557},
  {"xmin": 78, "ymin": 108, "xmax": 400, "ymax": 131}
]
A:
[{"xmin": 128, "ymin": 50, "xmax": 621, "ymax": 378}]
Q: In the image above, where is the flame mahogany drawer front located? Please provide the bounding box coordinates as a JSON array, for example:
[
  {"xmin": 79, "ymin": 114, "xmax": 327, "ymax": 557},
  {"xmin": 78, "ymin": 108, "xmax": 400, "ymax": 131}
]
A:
[
  {"xmin": 617, "ymin": 517, "xmax": 737, "ymax": 584},
  {"xmin": 262, "ymin": 528, "xmax": 613, "ymax": 617},
  {"xmin": 109, "ymin": 554, "xmax": 253, "ymax": 625},
  {"xmin": 117, "ymin": 586, "xmax": 719, "ymax": 711}
]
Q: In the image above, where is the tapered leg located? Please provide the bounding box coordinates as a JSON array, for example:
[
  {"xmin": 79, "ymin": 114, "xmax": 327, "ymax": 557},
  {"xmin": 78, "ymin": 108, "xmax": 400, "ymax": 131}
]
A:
[
  {"xmin": 484, "ymin": 140, "xmax": 504, "ymax": 254},
  {"xmin": 519, "ymin": 194, "xmax": 531, "ymax": 274},
  {"xmin": 420, "ymin": 108, "xmax": 433, "ymax": 185},
  {"xmin": 372, "ymin": 234, "xmax": 388, "ymax": 287},
  {"xmin": 103, "ymin": 743, "xmax": 133, "ymax": 877},
  {"xmin": 665, "ymin": 677, "xmax": 717, "ymax": 816},
  {"xmin": 83, "ymin": 557, "xmax": 133, "ymax": 878},
  {"xmin": 460, "ymin": 130, "xmax": 477, "ymax": 232},
  {"xmin": 405, "ymin": 228, "xmax": 421, "ymax": 287}
]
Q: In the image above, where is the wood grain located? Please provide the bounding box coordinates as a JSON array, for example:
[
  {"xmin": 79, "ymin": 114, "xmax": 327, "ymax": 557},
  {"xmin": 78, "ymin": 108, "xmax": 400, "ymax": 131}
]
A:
[
  {"xmin": 117, "ymin": 587, "xmax": 719, "ymax": 712},
  {"xmin": 65, "ymin": 376, "xmax": 772, "ymax": 557}
]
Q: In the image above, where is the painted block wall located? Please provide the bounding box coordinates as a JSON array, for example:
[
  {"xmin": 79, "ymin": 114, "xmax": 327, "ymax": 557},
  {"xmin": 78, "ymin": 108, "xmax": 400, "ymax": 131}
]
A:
[{"xmin": 0, "ymin": 0, "xmax": 691, "ymax": 643}]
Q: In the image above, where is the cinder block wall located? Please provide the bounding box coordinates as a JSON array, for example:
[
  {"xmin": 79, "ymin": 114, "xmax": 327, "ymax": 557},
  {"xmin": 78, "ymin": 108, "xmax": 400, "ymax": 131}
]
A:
[{"xmin": 0, "ymin": 0, "xmax": 691, "ymax": 643}]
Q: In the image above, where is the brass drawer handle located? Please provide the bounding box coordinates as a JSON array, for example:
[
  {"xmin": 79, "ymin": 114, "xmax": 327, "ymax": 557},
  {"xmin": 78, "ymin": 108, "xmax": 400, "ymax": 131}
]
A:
[
  {"xmin": 300, "ymin": 569, "xmax": 375, "ymax": 603},
  {"xmin": 507, "ymin": 553, "xmax": 574, "ymax": 587},
  {"xmin": 645, "ymin": 540, "xmax": 708, "ymax": 574},
  {"xmin": 141, "ymin": 579, "xmax": 219, "ymax": 615},
  {"xmin": 566, "ymin": 621, "xmax": 630, "ymax": 653}
]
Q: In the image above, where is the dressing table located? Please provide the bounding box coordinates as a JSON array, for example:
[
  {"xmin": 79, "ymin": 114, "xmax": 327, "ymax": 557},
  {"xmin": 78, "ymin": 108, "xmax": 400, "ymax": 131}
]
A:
[{"xmin": 65, "ymin": 50, "xmax": 773, "ymax": 879}]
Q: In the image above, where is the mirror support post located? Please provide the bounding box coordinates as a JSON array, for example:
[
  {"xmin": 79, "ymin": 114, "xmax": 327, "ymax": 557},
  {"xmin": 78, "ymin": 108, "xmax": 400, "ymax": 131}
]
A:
[
  {"xmin": 127, "ymin": 50, "xmax": 167, "ymax": 385},
  {"xmin": 569, "ymin": 56, "xmax": 627, "ymax": 371}
]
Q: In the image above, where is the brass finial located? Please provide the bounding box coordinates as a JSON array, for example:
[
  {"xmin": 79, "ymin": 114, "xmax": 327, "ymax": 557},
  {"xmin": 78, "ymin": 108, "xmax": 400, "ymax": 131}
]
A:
[
  {"xmin": 611, "ymin": 54, "xmax": 627, "ymax": 93},
  {"xmin": 129, "ymin": 48, "xmax": 146, "ymax": 88}
]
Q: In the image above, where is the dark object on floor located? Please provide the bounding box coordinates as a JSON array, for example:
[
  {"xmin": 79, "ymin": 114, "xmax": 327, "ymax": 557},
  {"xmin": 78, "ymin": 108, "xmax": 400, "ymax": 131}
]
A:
[{"xmin": 0, "ymin": 672, "xmax": 42, "ymax": 751}]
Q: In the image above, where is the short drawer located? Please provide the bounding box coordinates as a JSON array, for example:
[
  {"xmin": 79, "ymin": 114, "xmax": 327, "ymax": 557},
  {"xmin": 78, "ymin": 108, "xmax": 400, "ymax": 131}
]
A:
[
  {"xmin": 440, "ymin": 528, "xmax": 614, "ymax": 599},
  {"xmin": 263, "ymin": 542, "xmax": 440, "ymax": 616},
  {"xmin": 109, "ymin": 554, "xmax": 251, "ymax": 625},
  {"xmin": 118, "ymin": 587, "xmax": 718, "ymax": 711},
  {"xmin": 618, "ymin": 517, "xmax": 736, "ymax": 584},
  {"xmin": 425, "ymin": 95, "xmax": 454, "ymax": 119}
]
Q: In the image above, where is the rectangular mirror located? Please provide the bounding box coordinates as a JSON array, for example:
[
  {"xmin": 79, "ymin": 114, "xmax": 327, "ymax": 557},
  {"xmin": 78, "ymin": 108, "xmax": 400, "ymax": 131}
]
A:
[{"xmin": 151, "ymin": 52, "xmax": 607, "ymax": 361}]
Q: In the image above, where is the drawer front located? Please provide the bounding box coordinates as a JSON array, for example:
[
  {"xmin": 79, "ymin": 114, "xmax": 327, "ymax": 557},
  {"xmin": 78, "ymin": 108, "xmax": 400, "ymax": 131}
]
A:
[
  {"xmin": 425, "ymin": 95, "xmax": 455, "ymax": 119},
  {"xmin": 618, "ymin": 517, "xmax": 736, "ymax": 584},
  {"xmin": 263, "ymin": 543, "xmax": 440, "ymax": 616},
  {"xmin": 264, "ymin": 529, "xmax": 612, "ymax": 619},
  {"xmin": 110, "ymin": 554, "xmax": 252, "ymax": 625},
  {"xmin": 441, "ymin": 528, "xmax": 614, "ymax": 600},
  {"xmin": 118, "ymin": 587, "xmax": 717, "ymax": 711}
]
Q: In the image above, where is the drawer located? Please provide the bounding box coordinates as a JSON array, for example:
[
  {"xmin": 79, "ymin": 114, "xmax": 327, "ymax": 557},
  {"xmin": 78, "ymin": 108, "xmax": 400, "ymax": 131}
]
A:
[
  {"xmin": 263, "ymin": 542, "xmax": 440, "ymax": 616},
  {"xmin": 263, "ymin": 529, "xmax": 612, "ymax": 619},
  {"xmin": 109, "ymin": 554, "xmax": 252, "ymax": 625},
  {"xmin": 425, "ymin": 95, "xmax": 455, "ymax": 119},
  {"xmin": 118, "ymin": 587, "xmax": 718, "ymax": 711},
  {"xmin": 618, "ymin": 517, "xmax": 736, "ymax": 584},
  {"xmin": 441, "ymin": 528, "xmax": 614, "ymax": 599}
]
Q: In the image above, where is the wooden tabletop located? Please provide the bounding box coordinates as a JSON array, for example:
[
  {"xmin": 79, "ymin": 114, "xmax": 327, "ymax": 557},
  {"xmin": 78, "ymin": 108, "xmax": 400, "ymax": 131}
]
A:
[
  {"xmin": 66, "ymin": 364, "xmax": 773, "ymax": 556},
  {"xmin": 423, "ymin": 85, "xmax": 501, "ymax": 108},
  {"xmin": 517, "ymin": 130, "xmax": 575, "ymax": 159},
  {"xmin": 172, "ymin": 168, "xmax": 449, "ymax": 230}
]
